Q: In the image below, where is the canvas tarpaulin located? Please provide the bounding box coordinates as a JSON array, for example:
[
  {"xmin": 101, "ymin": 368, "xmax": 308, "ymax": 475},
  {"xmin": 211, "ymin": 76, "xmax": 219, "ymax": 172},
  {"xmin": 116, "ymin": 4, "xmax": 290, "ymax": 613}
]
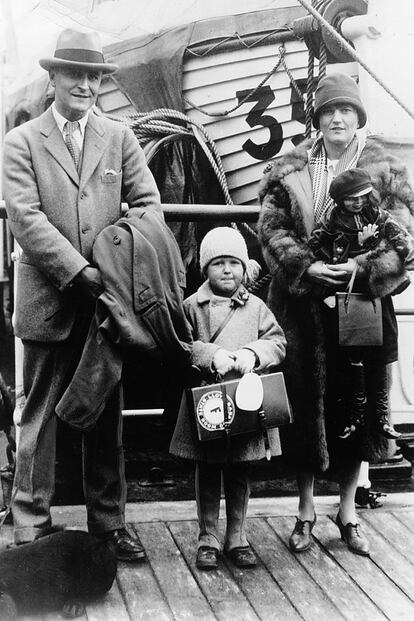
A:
[{"xmin": 105, "ymin": 24, "xmax": 194, "ymax": 113}]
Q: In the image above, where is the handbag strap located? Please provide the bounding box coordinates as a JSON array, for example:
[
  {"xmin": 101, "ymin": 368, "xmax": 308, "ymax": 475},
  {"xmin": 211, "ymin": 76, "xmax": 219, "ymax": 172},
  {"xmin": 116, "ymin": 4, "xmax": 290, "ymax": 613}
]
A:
[
  {"xmin": 344, "ymin": 264, "xmax": 378, "ymax": 313},
  {"xmin": 221, "ymin": 382, "xmax": 232, "ymax": 458},
  {"xmin": 344, "ymin": 264, "xmax": 359, "ymax": 310},
  {"xmin": 209, "ymin": 304, "xmax": 237, "ymax": 343},
  {"xmin": 258, "ymin": 408, "xmax": 271, "ymax": 461}
]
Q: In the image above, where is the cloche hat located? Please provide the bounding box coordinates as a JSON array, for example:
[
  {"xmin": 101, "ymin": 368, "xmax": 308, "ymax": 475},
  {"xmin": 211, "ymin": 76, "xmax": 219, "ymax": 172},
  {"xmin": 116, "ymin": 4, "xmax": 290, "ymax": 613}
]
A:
[
  {"xmin": 39, "ymin": 29, "xmax": 118, "ymax": 75},
  {"xmin": 313, "ymin": 72, "xmax": 367, "ymax": 130}
]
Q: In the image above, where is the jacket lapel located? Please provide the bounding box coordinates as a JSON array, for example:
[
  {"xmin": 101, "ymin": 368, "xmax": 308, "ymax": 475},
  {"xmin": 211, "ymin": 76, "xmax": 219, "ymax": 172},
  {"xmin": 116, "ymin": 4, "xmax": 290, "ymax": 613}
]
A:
[
  {"xmin": 41, "ymin": 108, "xmax": 79, "ymax": 186},
  {"xmin": 79, "ymin": 112, "xmax": 107, "ymax": 189}
]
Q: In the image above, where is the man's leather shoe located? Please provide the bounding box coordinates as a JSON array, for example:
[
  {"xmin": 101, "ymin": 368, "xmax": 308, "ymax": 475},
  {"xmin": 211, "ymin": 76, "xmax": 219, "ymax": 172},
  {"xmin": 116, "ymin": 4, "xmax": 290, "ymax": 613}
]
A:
[
  {"xmin": 225, "ymin": 546, "xmax": 257, "ymax": 568},
  {"xmin": 99, "ymin": 528, "xmax": 146, "ymax": 562},
  {"xmin": 289, "ymin": 514, "xmax": 316, "ymax": 552},
  {"xmin": 335, "ymin": 514, "xmax": 370, "ymax": 556},
  {"xmin": 196, "ymin": 546, "xmax": 218, "ymax": 570}
]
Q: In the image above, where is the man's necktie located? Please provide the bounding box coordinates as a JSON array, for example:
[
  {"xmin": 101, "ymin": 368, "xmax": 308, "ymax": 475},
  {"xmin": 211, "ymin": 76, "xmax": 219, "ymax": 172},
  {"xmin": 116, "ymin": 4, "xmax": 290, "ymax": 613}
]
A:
[{"xmin": 64, "ymin": 121, "xmax": 81, "ymax": 171}]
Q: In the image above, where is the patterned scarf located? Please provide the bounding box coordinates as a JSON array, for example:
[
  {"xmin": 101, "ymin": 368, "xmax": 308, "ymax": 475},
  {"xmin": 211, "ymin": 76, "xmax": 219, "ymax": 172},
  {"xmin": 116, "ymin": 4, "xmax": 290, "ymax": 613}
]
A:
[{"xmin": 309, "ymin": 133, "xmax": 366, "ymax": 224}]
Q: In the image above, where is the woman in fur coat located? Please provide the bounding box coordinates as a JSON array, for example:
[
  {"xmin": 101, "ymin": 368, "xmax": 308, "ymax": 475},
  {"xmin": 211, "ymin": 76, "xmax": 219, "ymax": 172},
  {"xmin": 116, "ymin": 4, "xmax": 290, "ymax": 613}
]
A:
[{"xmin": 258, "ymin": 72, "xmax": 414, "ymax": 557}]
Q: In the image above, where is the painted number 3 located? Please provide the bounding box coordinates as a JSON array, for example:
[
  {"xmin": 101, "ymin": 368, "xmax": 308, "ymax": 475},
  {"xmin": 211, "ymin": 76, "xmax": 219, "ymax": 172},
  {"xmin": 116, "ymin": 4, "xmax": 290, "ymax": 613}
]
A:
[{"xmin": 236, "ymin": 85, "xmax": 283, "ymax": 160}]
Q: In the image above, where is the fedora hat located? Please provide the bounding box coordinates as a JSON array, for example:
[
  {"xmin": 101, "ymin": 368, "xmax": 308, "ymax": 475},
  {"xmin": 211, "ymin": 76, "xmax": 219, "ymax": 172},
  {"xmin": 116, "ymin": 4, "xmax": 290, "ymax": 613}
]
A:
[{"xmin": 39, "ymin": 29, "xmax": 118, "ymax": 75}]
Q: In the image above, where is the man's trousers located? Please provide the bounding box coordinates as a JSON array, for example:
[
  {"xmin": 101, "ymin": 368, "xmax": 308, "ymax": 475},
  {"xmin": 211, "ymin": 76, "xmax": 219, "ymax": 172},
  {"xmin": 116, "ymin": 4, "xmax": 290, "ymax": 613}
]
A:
[{"xmin": 12, "ymin": 315, "xmax": 127, "ymax": 544}]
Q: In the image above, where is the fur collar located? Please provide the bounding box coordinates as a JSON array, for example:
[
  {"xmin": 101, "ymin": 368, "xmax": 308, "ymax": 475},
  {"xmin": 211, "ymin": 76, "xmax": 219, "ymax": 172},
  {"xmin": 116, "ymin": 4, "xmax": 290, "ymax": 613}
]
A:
[{"xmin": 259, "ymin": 139, "xmax": 312, "ymax": 201}]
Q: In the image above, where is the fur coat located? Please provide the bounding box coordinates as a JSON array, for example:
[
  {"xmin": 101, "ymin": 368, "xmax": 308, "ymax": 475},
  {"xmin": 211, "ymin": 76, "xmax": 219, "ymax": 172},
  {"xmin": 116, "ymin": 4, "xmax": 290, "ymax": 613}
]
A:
[{"xmin": 258, "ymin": 135, "xmax": 414, "ymax": 472}]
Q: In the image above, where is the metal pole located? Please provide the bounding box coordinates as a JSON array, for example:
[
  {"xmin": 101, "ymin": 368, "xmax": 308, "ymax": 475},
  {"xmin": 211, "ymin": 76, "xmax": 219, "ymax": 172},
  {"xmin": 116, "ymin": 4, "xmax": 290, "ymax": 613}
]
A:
[{"xmin": 0, "ymin": 201, "xmax": 261, "ymax": 221}]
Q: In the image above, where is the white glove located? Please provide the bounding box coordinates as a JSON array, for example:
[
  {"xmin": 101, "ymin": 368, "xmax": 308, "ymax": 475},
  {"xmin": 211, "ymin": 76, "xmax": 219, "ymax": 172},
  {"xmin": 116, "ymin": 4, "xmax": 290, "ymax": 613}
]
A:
[
  {"xmin": 212, "ymin": 349, "xmax": 236, "ymax": 376},
  {"xmin": 358, "ymin": 223, "xmax": 378, "ymax": 247},
  {"xmin": 233, "ymin": 349, "xmax": 257, "ymax": 374}
]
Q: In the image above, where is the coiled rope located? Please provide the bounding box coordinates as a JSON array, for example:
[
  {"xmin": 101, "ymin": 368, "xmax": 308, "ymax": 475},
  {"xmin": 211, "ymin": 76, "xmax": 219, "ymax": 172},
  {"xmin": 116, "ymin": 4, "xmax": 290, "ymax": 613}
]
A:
[{"xmin": 125, "ymin": 108, "xmax": 257, "ymax": 239}]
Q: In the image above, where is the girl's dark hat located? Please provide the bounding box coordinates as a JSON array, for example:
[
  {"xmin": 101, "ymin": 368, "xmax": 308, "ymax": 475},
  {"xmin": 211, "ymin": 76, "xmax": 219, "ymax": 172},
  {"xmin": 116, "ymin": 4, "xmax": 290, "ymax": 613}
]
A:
[
  {"xmin": 313, "ymin": 72, "xmax": 367, "ymax": 129},
  {"xmin": 329, "ymin": 168, "xmax": 373, "ymax": 203},
  {"xmin": 39, "ymin": 29, "xmax": 118, "ymax": 75}
]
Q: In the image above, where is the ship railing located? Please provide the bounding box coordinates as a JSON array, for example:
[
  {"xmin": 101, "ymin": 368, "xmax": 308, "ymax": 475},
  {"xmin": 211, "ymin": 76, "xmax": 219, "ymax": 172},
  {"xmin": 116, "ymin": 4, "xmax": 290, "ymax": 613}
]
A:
[
  {"xmin": 0, "ymin": 201, "xmax": 259, "ymax": 417},
  {"xmin": 1, "ymin": 201, "xmax": 413, "ymax": 420}
]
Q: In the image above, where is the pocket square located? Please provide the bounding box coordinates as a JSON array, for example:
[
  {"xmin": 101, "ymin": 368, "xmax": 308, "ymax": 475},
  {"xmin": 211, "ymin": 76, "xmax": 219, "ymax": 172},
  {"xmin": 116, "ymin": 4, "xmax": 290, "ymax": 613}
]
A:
[{"xmin": 104, "ymin": 168, "xmax": 119, "ymax": 176}]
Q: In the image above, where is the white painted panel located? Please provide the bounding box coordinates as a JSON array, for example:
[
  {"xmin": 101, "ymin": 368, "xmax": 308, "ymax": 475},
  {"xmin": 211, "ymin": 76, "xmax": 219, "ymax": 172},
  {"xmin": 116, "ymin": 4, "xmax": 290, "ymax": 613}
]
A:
[
  {"xmin": 183, "ymin": 49, "xmax": 309, "ymax": 90},
  {"xmin": 184, "ymin": 37, "xmax": 308, "ymax": 72},
  {"xmin": 183, "ymin": 85, "xmax": 302, "ymax": 122},
  {"xmin": 390, "ymin": 316, "xmax": 414, "ymax": 424},
  {"xmin": 182, "ymin": 35, "xmax": 313, "ymax": 204},
  {"xmin": 230, "ymin": 180, "xmax": 262, "ymax": 205}
]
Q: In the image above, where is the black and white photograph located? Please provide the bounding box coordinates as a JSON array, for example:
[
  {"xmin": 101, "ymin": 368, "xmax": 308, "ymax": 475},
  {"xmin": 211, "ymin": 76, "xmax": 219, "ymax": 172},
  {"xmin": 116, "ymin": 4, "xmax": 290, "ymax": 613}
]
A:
[{"xmin": 0, "ymin": 1, "xmax": 414, "ymax": 619}]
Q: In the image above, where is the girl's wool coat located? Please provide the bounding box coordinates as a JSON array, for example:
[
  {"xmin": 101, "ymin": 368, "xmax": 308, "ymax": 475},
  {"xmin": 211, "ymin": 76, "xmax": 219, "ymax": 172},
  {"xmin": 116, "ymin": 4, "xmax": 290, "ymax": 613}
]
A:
[
  {"xmin": 258, "ymin": 136, "xmax": 414, "ymax": 472},
  {"xmin": 170, "ymin": 282, "xmax": 287, "ymax": 462}
]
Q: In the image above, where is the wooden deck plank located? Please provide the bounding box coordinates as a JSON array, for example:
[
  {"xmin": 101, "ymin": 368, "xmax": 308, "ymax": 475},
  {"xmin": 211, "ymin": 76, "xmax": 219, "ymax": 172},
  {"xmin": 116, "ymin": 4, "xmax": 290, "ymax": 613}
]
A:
[
  {"xmin": 49, "ymin": 493, "xmax": 414, "ymax": 526},
  {"xmin": 222, "ymin": 532, "xmax": 302, "ymax": 621},
  {"xmin": 357, "ymin": 514, "xmax": 414, "ymax": 603},
  {"xmin": 269, "ymin": 515, "xmax": 385, "ymax": 621},
  {"xmin": 313, "ymin": 515, "xmax": 414, "ymax": 620},
  {"xmin": 362, "ymin": 510, "xmax": 414, "ymax": 566},
  {"xmin": 86, "ymin": 580, "xmax": 130, "ymax": 621},
  {"xmin": 0, "ymin": 524, "xmax": 14, "ymax": 550},
  {"xmin": 391, "ymin": 508, "xmax": 414, "ymax": 534},
  {"xmin": 136, "ymin": 521, "xmax": 216, "ymax": 621},
  {"xmin": 245, "ymin": 517, "xmax": 343, "ymax": 621},
  {"xmin": 6, "ymin": 498, "xmax": 414, "ymax": 620},
  {"xmin": 116, "ymin": 525, "xmax": 173, "ymax": 621},
  {"xmin": 169, "ymin": 520, "xmax": 260, "ymax": 621},
  {"xmin": 20, "ymin": 613, "xmax": 84, "ymax": 621}
]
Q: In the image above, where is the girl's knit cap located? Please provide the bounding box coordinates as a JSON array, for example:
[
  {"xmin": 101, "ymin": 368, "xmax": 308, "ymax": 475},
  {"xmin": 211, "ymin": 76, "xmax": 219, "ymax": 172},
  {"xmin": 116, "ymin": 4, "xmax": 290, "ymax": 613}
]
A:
[{"xmin": 199, "ymin": 227, "xmax": 249, "ymax": 274}]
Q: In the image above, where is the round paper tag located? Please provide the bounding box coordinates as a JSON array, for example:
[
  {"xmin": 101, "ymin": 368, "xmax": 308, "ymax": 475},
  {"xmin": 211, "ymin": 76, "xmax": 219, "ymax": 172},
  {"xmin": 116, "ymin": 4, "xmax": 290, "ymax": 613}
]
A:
[{"xmin": 196, "ymin": 390, "xmax": 235, "ymax": 431}]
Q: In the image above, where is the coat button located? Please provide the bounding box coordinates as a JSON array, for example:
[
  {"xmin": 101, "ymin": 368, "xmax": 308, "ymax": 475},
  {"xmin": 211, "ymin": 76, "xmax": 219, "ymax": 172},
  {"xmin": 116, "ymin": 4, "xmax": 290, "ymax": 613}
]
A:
[{"xmin": 113, "ymin": 235, "xmax": 121, "ymax": 245}]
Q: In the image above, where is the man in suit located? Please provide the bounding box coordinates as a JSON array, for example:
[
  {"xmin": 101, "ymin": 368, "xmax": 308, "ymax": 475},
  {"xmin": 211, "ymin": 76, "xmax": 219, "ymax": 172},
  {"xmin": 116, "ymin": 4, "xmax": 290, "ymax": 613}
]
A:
[{"xmin": 2, "ymin": 28, "xmax": 161, "ymax": 560}]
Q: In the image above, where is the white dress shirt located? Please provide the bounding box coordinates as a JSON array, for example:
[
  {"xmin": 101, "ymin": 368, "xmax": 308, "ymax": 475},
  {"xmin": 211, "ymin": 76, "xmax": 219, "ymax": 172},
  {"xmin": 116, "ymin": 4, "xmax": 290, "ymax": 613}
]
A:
[
  {"xmin": 326, "ymin": 158, "xmax": 339, "ymax": 195},
  {"xmin": 51, "ymin": 103, "xmax": 89, "ymax": 151}
]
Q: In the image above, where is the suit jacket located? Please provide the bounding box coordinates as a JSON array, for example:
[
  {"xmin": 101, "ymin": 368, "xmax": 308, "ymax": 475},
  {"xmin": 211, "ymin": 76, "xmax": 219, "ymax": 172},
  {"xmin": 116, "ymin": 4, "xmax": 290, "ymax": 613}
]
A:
[{"xmin": 2, "ymin": 107, "xmax": 161, "ymax": 342}]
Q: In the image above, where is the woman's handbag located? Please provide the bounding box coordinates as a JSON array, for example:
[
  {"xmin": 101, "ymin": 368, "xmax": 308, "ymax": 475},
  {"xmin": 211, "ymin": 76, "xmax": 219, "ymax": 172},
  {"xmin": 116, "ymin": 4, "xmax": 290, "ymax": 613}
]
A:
[{"xmin": 336, "ymin": 265, "xmax": 383, "ymax": 346}]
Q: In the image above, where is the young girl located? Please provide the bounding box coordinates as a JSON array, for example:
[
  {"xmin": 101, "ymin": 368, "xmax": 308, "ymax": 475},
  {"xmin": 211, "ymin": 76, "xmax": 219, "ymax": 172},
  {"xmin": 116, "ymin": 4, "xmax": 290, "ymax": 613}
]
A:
[
  {"xmin": 170, "ymin": 227, "xmax": 286, "ymax": 570},
  {"xmin": 309, "ymin": 168, "xmax": 414, "ymax": 440}
]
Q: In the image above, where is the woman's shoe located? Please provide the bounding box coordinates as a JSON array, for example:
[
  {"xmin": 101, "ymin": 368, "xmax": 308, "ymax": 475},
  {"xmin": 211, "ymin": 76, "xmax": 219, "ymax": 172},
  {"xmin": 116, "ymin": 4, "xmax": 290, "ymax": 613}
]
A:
[
  {"xmin": 335, "ymin": 514, "xmax": 370, "ymax": 556},
  {"xmin": 289, "ymin": 514, "xmax": 316, "ymax": 552},
  {"xmin": 196, "ymin": 546, "xmax": 218, "ymax": 570}
]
